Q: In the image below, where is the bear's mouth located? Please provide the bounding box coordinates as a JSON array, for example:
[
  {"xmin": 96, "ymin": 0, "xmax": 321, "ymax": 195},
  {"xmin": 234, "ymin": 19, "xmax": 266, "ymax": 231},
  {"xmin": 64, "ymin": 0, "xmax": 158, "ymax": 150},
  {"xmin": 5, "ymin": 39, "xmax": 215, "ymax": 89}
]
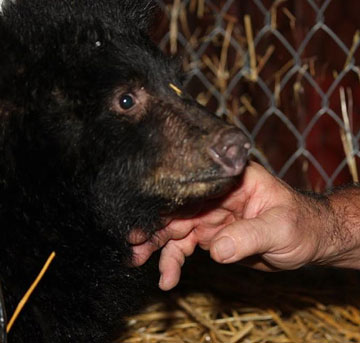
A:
[
  {"xmin": 144, "ymin": 161, "xmax": 247, "ymax": 208},
  {"xmin": 178, "ymin": 173, "xmax": 241, "ymax": 185},
  {"xmin": 178, "ymin": 174, "xmax": 240, "ymax": 197},
  {"xmin": 157, "ymin": 172, "xmax": 242, "ymax": 215}
]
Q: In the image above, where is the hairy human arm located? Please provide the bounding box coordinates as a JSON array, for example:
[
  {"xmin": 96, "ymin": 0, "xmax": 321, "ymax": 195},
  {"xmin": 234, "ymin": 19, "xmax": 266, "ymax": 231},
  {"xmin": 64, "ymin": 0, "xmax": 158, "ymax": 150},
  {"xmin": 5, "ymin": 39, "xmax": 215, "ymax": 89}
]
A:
[{"xmin": 313, "ymin": 186, "xmax": 360, "ymax": 269}]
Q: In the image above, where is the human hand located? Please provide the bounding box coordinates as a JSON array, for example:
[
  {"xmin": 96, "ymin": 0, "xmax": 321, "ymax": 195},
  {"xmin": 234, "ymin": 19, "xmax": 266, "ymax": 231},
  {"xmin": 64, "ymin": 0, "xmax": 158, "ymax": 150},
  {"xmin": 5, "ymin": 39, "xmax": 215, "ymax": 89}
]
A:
[{"xmin": 131, "ymin": 162, "xmax": 331, "ymax": 290}]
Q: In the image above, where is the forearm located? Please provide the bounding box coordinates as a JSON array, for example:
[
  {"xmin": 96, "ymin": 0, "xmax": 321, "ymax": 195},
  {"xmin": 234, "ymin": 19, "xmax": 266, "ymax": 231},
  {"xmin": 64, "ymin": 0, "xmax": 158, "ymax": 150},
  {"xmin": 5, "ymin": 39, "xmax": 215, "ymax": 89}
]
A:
[{"xmin": 305, "ymin": 185, "xmax": 360, "ymax": 269}]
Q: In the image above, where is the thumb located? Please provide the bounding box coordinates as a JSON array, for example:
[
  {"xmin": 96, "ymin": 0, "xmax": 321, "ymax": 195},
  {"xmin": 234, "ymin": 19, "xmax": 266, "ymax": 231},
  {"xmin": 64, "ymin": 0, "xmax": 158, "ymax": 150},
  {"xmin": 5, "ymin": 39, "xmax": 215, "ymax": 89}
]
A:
[{"xmin": 210, "ymin": 216, "xmax": 274, "ymax": 263}]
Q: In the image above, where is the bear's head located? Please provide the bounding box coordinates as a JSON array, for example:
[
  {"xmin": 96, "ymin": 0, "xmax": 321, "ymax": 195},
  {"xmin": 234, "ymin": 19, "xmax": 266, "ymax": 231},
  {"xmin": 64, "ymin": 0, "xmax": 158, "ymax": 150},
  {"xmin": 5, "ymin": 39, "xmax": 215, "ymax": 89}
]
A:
[{"xmin": 0, "ymin": 0, "xmax": 250, "ymax": 241}]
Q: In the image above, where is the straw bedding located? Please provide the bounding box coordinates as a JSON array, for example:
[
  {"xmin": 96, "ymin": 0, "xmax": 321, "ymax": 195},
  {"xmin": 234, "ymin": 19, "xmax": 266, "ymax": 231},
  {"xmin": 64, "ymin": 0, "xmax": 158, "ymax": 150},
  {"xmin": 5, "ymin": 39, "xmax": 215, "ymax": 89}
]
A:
[{"xmin": 119, "ymin": 253, "xmax": 360, "ymax": 343}]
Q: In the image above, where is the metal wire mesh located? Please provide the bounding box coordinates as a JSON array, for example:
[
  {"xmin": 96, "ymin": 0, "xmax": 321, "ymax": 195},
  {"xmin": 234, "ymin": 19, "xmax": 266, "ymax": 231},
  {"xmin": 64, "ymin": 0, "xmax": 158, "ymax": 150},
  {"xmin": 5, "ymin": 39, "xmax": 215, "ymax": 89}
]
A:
[{"xmin": 155, "ymin": 0, "xmax": 360, "ymax": 190}]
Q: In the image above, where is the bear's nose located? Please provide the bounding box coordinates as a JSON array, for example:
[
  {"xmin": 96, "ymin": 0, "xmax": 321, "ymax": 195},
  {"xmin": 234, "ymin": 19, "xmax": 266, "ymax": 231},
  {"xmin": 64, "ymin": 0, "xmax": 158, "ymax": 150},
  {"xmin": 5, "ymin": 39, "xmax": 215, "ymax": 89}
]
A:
[{"xmin": 207, "ymin": 128, "xmax": 250, "ymax": 176}]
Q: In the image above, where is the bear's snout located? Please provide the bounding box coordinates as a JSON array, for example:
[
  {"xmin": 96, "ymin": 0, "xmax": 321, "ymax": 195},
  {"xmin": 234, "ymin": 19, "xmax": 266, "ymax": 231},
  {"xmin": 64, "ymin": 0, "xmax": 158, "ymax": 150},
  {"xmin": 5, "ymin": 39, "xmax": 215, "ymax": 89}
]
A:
[{"xmin": 207, "ymin": 128, "xmax": 250, "ymax": 177}]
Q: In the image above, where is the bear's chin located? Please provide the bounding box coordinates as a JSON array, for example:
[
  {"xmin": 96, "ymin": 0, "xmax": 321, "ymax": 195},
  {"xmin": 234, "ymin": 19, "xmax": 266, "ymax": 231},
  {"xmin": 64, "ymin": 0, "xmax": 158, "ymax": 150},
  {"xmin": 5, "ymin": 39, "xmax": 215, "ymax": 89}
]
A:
[{"xmin": 158, "ymin": 174, "xmax": 241, "ymax": 217}]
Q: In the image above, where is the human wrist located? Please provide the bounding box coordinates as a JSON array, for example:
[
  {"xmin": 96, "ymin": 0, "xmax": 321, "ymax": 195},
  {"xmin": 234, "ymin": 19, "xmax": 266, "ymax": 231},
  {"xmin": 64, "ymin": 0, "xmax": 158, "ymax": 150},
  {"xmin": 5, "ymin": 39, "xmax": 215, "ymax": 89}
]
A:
[
  {"xmin": 291, "ymin": 190, "xmax": 333, "ymax": 266},
  {"xmin": 315, "ymin": 188, "xmax": 360, "ymax": 269},
  {"xmin": 291, "ymin": 187, "xmax": 360, "ymax": 269}
]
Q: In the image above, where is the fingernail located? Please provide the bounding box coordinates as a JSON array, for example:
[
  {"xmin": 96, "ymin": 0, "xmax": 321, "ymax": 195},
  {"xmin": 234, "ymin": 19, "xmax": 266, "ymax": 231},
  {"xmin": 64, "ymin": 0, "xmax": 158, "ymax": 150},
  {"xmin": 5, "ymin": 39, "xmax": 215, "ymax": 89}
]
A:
[{"xmin": 214, "ymin": 237, "xmax": 235, "ymax": 261}]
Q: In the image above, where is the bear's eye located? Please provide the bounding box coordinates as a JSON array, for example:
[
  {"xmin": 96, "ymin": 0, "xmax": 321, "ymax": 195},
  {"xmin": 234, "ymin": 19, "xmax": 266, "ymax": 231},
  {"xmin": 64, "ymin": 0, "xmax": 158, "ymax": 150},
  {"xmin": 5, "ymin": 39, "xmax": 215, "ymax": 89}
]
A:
[
  {"xmin": 111, "ymin": 88, "xmax": 148, "ymax": 119},
  {"xmin": 119, "ymin": 94, "xmax": 135, "ymax": 110}
]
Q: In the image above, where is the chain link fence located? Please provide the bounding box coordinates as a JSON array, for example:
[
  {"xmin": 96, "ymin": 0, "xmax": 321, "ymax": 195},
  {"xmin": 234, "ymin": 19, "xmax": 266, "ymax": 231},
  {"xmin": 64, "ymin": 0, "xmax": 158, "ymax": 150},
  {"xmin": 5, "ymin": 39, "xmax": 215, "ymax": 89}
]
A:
[{"xmin": 154, "ymin": 0, "xmax": 360, "ymax": 191}]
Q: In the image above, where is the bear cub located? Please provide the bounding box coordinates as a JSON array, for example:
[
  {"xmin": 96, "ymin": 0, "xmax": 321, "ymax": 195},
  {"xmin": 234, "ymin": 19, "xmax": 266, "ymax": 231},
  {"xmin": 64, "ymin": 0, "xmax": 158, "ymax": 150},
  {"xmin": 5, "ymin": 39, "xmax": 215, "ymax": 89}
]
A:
[{"xmin": 0, "ymin": 0, "xmax": 249, "ymax": 342}]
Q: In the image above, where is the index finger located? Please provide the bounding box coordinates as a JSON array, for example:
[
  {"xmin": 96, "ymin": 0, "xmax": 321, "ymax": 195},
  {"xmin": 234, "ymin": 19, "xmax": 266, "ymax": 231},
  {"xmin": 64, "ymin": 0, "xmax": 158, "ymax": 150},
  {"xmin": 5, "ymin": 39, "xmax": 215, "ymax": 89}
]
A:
[{"xmin": 131, "ymin": 218, "xmax": 198, "ymax": 266}]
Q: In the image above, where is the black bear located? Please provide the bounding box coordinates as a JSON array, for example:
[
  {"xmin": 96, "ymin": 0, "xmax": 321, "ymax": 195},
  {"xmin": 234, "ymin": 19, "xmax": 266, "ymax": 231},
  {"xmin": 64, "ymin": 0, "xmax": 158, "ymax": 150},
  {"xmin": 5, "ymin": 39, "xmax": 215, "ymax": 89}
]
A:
[{"xmin": 0, "ymin": 0, "xmax": 249, "ymax": 342}]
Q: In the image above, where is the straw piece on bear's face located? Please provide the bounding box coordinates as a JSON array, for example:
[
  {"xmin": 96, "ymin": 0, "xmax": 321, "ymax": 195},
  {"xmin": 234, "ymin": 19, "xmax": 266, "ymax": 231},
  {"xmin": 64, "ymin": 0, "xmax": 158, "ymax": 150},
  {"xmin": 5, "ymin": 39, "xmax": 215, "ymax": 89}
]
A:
[{"xmin": 169, "ymin": 83, "xmax": 183, "ymax": 97}]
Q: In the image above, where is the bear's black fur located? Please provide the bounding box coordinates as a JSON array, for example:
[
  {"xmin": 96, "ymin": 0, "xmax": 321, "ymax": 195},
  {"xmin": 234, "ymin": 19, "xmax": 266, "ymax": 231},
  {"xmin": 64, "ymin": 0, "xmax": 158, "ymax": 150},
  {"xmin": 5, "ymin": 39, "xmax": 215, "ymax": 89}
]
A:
[{"xmin": 0, "ymin": 0, "xmax": 249, "ymax": 342}]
